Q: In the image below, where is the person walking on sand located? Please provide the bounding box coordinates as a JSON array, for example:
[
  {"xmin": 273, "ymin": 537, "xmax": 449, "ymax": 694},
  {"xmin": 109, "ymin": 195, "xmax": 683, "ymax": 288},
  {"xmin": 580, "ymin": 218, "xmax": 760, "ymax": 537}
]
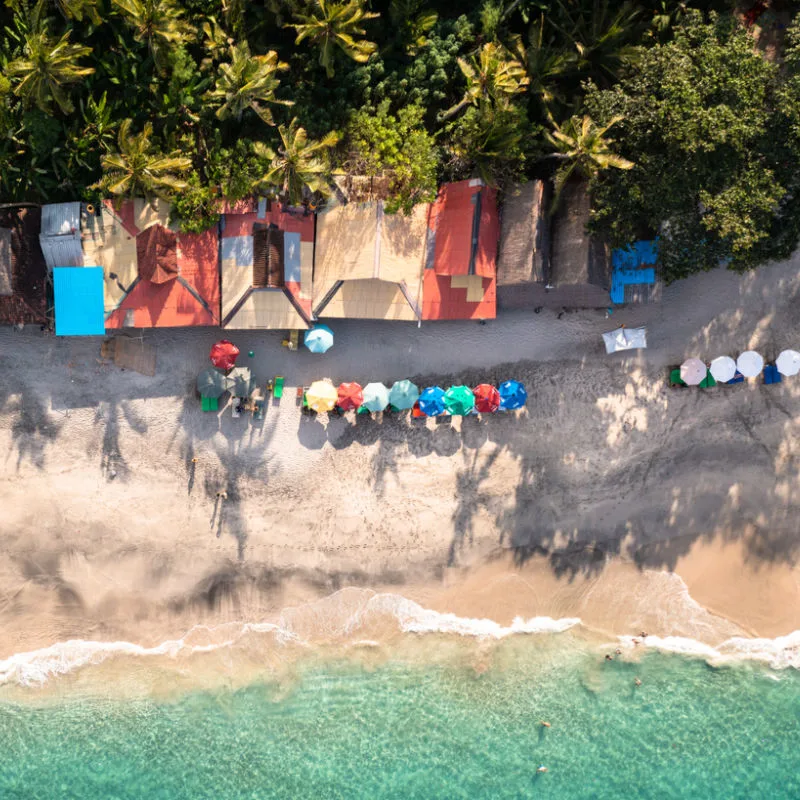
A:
[{"xmin": 216, "ymin": 490, "xmax": 228, "ymax": 500}]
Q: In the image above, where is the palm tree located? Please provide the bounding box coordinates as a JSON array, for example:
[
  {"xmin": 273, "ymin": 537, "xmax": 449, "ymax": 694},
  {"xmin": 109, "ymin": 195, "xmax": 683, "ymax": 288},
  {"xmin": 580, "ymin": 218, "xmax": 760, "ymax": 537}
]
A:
[
  {"xmin": 8, "ymin": 28, "xmax": 95, "ymax": 114},
  {"xmin": 389, "ymin": 0, "xmax": 437, "ymax": 56},
  {"xmin": 111, "ymin": 0, "xmax": 190, "ymax": 74},
  {"xmin": 206, "ymin": 42, "xmax": 293, "ymax": 125},
  {"xmin": 252, "ymin": 118, "xmax": 340, "ymax": 205},
  {"xmin": 49, "ymin": 0, "xmax": 102, "ymax": 24},
  {"xmin": 288, "ymin": 0, "xmax": 378, "ymax": 78},
  {"xmin": 439, "ymin": 42, "xmax": 529, "ymax": 122},
  {"xmin": 93, "ymin": 118, "xmax": 191, "ymax": 199},
  {"xmin": 543, "ymin": 114, "xmax": 634, "ymax": 210}
]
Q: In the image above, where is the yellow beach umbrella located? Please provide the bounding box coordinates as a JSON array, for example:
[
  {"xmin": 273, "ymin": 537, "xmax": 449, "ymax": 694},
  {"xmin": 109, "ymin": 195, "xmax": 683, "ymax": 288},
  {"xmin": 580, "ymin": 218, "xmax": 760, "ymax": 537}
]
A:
[{"xmin": 306, "ymin": 379, "xmax": 338, "ymax": 413}]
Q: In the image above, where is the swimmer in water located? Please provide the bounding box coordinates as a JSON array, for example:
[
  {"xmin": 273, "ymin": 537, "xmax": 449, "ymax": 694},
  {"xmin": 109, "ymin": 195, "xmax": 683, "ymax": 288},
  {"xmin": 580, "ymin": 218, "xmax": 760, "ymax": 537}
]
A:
[
  {"xmin": 605, "ymin": 654, "xmax": 613, "ymax": 661},
  {"xmin": 615, "ymin": 648, "xmax": 622, "ymax": 655},
  {"xmin": 537, "ymin": 766, "xmax": 548, "ymax": 774},
  {"xmin": 540, "ymin": 721, "xmax": 551, "ymax": 728},
  {"xmin": 635, "ymin": 677, "xmax": 642, "ymax": 687}
]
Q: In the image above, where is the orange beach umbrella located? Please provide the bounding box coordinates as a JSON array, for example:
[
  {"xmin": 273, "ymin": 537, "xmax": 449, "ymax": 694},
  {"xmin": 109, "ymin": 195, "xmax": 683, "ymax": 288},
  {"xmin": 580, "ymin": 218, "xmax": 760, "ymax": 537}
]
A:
[{"xmin": 337, "ymin": 382, "xmax": 363, "ymax": 411}]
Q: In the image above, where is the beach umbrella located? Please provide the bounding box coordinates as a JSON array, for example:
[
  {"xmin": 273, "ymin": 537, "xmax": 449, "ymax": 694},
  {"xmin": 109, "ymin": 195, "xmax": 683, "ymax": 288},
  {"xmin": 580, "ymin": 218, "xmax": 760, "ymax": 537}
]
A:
[
  {"xmin": 226, "ymin": 366, "xmax": 254, "ymax": 396},
  {"xmin": 776, "ymin": 349, "xmax": 800, "ymax": 377},
  {"xmin": 418, "ymin": 386, "xmax": 446, "ymax": 416},
  {"xmin": 737, "ymin": 351, "xmax": 764, "ymax": 378},
  {"xmin": 388, "ymin": 379, "xmax": 419, "ymax": 410},
  {"xmin": 304, "ymin": 324, "xmax": 334, "ymax": 354},
  {"xmin": 361, "ymin": 382, "xmax": 390, "ymax": 412},
  {"xmin": 444, "ymin": 385, "xmax": 475, "ymax": 416},
  {"xmin": 210, "ymin": 339, "xmax": 239, "ymax": 371},
  {"xmin": 709, "ymin": 356, "xmax": 737, "ymax": 384},
  {"xmin": 474, "ymin": 383, "xmax": 501, "ymax": 413},
  {"xmin": 197, "ymin": 367, "xmax": 227, "ymax": 398},
  {"xmin": 306, "ymin": 380, "xmax": 338, "ymax": 412},
  {"xmin": 680, "ymin": 358, "xmax": 707, "ymax": 386},
  {"xmin": 337, "ymin": 382, "xmax": 363, "ymax": 411},
  {"xmin": 498, "ymin": 380, "xmax": 527, "ymax": 410}
]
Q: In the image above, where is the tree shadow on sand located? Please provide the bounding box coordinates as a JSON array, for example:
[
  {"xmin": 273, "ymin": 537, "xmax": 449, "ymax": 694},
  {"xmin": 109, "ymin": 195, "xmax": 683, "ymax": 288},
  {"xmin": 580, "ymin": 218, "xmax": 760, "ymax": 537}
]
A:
[{"xmin": 6, "ymin": 385, "xmax": 61, "ymax": 470}]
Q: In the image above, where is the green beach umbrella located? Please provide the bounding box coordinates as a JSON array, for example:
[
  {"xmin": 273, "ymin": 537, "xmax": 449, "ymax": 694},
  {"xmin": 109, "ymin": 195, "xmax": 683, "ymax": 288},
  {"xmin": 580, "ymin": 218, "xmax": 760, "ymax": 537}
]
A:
[
  {"xmin": 226, "ymin": 366, "xmax": 255, "ymax": 397},
  {"xmin": 197, "ymin": 367, "xmax": 227, "ymax": 398},
  {"xmin": 444, "ymin": 385, "xmax": 475, "ymax": 416},
  {"xmin": 388, "ymin": 379, "xmax": 419, "ymax": 410}
]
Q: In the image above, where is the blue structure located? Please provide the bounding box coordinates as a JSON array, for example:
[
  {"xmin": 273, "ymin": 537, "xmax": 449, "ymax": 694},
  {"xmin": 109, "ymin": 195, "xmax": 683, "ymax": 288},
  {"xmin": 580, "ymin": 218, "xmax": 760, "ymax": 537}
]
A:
[
  {"xmin": 53, "ymin": 266, "xmax": 105, "ymax": 336},
  {"xmin": 418, "ymin": 386, "xmax": 446, "ymax": 416},
  {"xmin": 610, "ymin": 239, "xmax": 658, "ymax": 304},
  {"xmin": 304, "ymin": 324, "xmax": 334, "ymax": 353},
  {"xmin": 498, "ymin": 380, "xmax": 527, "ymax": 410}
]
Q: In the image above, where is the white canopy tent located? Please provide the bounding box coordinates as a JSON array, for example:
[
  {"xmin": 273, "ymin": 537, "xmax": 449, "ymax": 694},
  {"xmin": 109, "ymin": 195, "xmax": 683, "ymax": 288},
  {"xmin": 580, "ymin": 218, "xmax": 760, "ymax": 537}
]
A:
[{"xmin": 602, "ymin": 326, "xmax": 647, "ymax": 354}]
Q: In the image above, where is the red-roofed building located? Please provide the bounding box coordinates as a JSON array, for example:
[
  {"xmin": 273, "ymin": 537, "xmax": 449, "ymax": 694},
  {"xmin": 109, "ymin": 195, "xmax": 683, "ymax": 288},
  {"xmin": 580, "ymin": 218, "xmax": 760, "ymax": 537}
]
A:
[
  {"xmin": 422, "ymin": 180, "xmax": 499, "ymax": 320},
  {"xmin": 83, "ymin": 199, "xmax": 220, "ymax": 329}
]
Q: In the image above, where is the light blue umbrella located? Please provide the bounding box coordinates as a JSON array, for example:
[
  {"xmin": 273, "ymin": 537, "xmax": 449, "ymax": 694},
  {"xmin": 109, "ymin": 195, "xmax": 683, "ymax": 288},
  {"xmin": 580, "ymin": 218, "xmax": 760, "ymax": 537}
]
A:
[
  {"xmin": 361, "ymin": 382, "xmax": 390, "ymax": 412},
  {"xmin": 498, "ymin": 380, "xmax": 527, "ymax": 410},
  {"xmin": 304, "ymin": 324, "xmax": 334, "ymax": 354},
  {"xmin": 419, "ymin": 386, "xmax": 446, "ymax": 416},
  {"xmin": 388, "ymin": 379, "xmax": 419, "ymax": 410}
]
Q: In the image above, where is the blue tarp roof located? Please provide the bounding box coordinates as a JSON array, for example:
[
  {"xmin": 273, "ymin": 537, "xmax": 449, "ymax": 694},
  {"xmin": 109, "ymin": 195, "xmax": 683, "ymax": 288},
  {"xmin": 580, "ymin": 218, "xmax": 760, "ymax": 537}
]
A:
[{"xmin": 53, "ymin": 266, "xmax": 105, "ymax": 336}]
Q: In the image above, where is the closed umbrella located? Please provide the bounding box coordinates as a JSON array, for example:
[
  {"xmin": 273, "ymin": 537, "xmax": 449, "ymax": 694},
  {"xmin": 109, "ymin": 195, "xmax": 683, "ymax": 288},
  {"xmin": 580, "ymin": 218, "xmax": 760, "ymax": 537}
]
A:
[
  {"xmin": 474, "ymin": 384, "xmax": 501, "ymax": 413},
  {"xmin": 776, "ymin": 349, "xmax": 800, "ymax": 377},
  {"xmin": 197, "ymin": 367, "xmax": 227, "ymax": 398},
  {"xmin": 498, "ymin": 380, "xmax": 527, "ymax": 410},
  {"xmin": 444, "ymin": 385, "xmax": 475, "ymax": 416},
  {"xmin": 226, "ymin": 366, "xmax": 254, "ymax": 396},
  {"xmin": 361, "ymin": 382, "xmax": 390, "ymax": 412},
  {"xmin": 337, "ymin": 382, "xmax": 363, "ymax": 411},
  {"xmin": 388, "ymin": 379, "xmax": 419, "ymax": 410},
  {"xmin": 306, "ymin": 380, "xmax": 338, "ymax": 412},
  {"xmin": 304, "ymin": 324, "xmax": 334, "ymax": 354},
  {"xmin": 210, "ymin": 339, "xmax": 239, "ymax": 371},
  {"xmin": 418, "ymin": 386, "xmax": 446, "ymax": 416},
  {"xmin": 709, "ymin": 356, "xmax": 736, "ymax": 384},
  {"xmin": 680, "ymin": 358, "xmax": 707, "ymax": 386},
  {"xmin": 737, "ymin": 351, "xmax": 764, "ymax": 378}
]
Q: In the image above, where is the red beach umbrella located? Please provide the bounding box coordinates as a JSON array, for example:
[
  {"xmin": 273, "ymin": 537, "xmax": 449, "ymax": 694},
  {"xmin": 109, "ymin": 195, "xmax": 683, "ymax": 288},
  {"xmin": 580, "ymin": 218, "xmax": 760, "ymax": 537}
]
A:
[
  {"xmin": 210, "ymin": 340, "xmax": 240, "ymax": 371},
  {"xmin": 473, "ymin": 384, "xmax": 501, "ymax": 413},
  {"xmin": 337, "ymin": 382, "xmax": 363, "ymax": 411}
]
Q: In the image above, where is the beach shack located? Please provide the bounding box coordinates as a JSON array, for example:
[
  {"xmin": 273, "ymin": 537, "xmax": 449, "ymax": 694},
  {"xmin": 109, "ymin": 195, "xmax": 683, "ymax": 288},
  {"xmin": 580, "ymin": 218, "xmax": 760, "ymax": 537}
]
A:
[
  {"xmin": 39, "ymin": 203, "xmax": 83, "ymax": 270},
  {"xmin": 422, "ymin": 179, "xmax": 499, "ymax": 321},
  {"xmin": 0, "ymin": 206, "xmax": 47, "ymax": 326},
  {"xmin": 313, "ymin": 200, "xmax": 427, "ymax": 321},
  {"xmin": 221, "ymin": 198, "xmax": 314, "ymax": 330},
  {"xmin": 82, "ymin": 199, "xmax": 220, "ymax": 328}
]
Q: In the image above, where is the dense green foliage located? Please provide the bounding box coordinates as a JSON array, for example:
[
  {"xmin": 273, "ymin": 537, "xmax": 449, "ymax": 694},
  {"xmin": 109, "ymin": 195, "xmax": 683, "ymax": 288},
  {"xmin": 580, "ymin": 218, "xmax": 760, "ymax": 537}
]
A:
[
  {"xmin": 5, "ymin": 0, "xmax": 800, "ymax": 281},
  {"xmin": 586, "ymin": 10, "xmax": 800, "ymax": 281}
]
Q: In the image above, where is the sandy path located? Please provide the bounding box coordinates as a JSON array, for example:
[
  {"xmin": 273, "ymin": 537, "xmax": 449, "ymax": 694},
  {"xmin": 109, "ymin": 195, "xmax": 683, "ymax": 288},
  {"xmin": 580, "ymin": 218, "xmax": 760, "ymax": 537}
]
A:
[{"xmin": 1, "ymin": 256, "xmax": 800, "ymax": 653}]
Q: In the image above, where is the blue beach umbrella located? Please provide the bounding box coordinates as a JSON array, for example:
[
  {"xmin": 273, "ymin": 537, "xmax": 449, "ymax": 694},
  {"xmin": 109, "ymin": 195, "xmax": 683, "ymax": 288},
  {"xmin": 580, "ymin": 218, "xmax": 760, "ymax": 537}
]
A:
[
  {"xmin": 418, "ymin": 386, "xmax": 446, "ymax": 416},
  {"xmin": 304, "ymin": 324, "xmax": 334, "ymax": 354},
  {"xmin": 498, "ymin": 380, "xmax": 527, "ymax": 410},
  {"xmin": 388, "ymin": 379, "xmax": 420, "ymax": 410},
  {"xmin": 361, "ymin": 382, "xmax": 390, "ymax": 412}
]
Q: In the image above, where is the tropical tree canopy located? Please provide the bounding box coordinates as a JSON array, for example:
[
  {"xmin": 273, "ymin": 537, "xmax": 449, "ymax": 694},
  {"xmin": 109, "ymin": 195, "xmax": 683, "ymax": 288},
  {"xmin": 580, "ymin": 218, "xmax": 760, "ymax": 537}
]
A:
[
  {"xmin": 206, "ymin": 42, "xmax": 293, "ymax": 125},
  {"xmin": 289, "ymin": 0, "xmax": 378, "ymax": 78},
  {"xmin": 93, "ymin": 118, "xmax": 191, "ymax": 199},
  {"xmin": 252, "ymin": 118, "xmax": 340, "ymax": 205},
  {"xmin": 111, "ymin": 0, "xmax": 189, "ymax": 73}
]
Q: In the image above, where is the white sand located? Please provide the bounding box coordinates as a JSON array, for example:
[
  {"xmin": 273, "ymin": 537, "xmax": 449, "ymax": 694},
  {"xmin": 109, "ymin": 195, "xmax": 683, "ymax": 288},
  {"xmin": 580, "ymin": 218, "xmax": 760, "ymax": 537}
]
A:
[{"xmin": 2, "ymin": 256, "xmax": 800, "ymax": 656}]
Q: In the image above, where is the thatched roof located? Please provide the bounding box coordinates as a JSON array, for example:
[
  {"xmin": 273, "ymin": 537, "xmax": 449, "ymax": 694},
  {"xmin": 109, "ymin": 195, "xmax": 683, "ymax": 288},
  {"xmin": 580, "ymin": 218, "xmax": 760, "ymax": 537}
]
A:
[{"xmin": 497, "ymin": 181, "xmax": 548, "ymax": 285}]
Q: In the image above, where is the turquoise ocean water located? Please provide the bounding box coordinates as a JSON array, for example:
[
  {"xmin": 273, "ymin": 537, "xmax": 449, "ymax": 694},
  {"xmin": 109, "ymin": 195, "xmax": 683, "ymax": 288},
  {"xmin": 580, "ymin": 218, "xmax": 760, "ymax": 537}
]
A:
[{"xmin": 1, "ymin": 639, "xmax": 799, "ymax": 799}]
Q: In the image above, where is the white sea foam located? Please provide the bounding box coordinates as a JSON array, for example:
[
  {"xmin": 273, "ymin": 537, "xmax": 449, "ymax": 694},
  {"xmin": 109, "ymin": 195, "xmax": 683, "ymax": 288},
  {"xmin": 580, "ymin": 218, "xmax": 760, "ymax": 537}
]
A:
[{"xmin": 618, "ymin": 630, "xmax": 800, "ymax": 670}]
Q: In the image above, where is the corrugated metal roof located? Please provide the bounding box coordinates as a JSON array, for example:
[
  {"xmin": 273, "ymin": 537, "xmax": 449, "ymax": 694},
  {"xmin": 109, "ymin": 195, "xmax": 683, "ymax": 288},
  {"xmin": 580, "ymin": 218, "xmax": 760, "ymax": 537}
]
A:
[
  {"xmin": 40, "ymin": 232, "xmax": 84, "ymax": 270},
  {"xmin": 53, "ymin": 266, "xmax": 105, "ymax": 336},
  {"xmin": 41, "ymin": 202, "xmax": 81, "ymax": 236},
  {"xmin": 0, "ymin": 228, "xmax": 12, "ymax": 296}
]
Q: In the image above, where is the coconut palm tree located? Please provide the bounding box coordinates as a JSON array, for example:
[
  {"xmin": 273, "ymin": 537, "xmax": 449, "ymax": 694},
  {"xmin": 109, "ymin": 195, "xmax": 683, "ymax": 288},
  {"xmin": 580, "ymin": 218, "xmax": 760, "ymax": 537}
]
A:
[
  {"xmin": 111, "ymin": 0, "xmax": 190, "ymax": 74},
  {"xmin": 206, "ymin": 42, "xmax": 293, "ymax": 125},
  {"xmin": 389, "ymin": 0, "xmax": 437, "ymax": 56},
  {"xmin": 439, "ymin": 42, "xmax": 529, "ymax": 121},
  {"xmin": 544, "ymin": 114, "xmax": 634, "ymax": 210},
  {"xmin": 93, "ymin": 118, "xmax": 191, "ymax": 199},
  {"xmin": 8, "ymin": 27, "xmax": 95, "ymax": 114},
  {"xmin": 288, "ymin": 0, "xmax": 378, "ymax": 78},
  {"xmin": 252, "ymin": 118, "xmax": 340, "ymax": 205}
]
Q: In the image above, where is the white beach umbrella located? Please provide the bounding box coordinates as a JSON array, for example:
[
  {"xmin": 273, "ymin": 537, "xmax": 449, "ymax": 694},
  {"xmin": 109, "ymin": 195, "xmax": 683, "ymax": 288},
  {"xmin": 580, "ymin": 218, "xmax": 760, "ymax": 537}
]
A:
[
  {"xmin": 736, "ymin": 351, "xmax": 764, "ymax": 378},
  {"xmin": 776, "ymin": 349, "xmax": 800, "ymax": 377},
  {"xmin": 709, "ymin": 356, "xmax": 736, "ymax": 384},
  {"xmin": 680, "ymin": 358, "xmax": 707, "ymax": 386}
]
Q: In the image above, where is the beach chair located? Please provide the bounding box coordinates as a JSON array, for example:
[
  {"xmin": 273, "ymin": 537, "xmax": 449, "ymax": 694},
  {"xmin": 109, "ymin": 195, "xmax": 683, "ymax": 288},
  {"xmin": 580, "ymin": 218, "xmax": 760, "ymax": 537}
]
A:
[
  {"xmin": 669, "ymin": 368, "xmax": 687, "ymax": 388},
  {"xmin": 201, "ymin": 396, "xmax": 218, "ymax": 412},
  {"xmin": 356, "ymin": 405, "xmax": 370, "ymax": 415},
  {"xmin": 411, "ymin": 402, "xmax": 425, "ymax": 420},
  {"xmin": 253, "ymin": 397, "xmax": 264, "ymax": 419},
  {"xmin": 273, "ymin": 376, "xmax": 284, "ymax": 399},
  {"xmin": 726, "ymin": 371, "xmax": 745, "ymax": 385},
  {"xmin": 699, "ymin": 371, "xmax": 716, "ymax": 389},
  {"xmin": 763, "ymin": 365, "xmax": 782, "ymax": 385}
]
